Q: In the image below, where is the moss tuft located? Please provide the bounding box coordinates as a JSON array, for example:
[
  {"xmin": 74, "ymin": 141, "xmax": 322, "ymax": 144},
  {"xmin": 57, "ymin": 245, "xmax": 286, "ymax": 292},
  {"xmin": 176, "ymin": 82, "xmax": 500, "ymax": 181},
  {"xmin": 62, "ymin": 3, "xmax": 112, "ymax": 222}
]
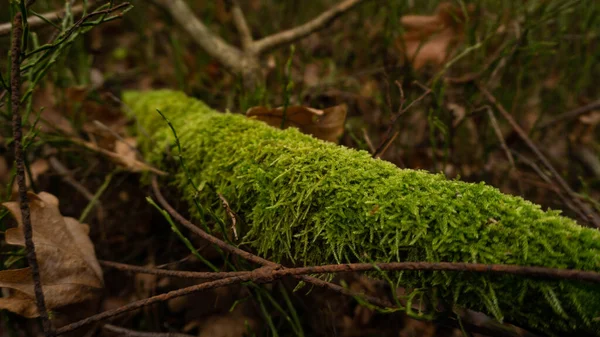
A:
[{"xmin": 124, "ymin": 90, "xmax": 600, "ymax": 336}]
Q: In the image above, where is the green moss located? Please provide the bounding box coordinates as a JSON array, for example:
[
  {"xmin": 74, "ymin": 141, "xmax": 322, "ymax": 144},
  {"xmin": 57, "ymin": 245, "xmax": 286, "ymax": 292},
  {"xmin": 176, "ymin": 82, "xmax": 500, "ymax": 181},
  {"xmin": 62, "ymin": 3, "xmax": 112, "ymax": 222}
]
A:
[{"xmin": 124, "ymin": 90, "xmax": 600, "ymax": 336}]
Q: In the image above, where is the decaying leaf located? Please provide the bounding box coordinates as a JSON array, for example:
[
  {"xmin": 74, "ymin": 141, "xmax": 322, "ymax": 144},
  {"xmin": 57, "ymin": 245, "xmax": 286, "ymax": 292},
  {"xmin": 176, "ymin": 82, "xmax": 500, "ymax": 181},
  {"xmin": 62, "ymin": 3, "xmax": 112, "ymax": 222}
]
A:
[
  {"xmin": 397, "ymin": 2, "xmax": 474, "ymax": 70},
  {"xmin": 0, "ymin": 192, "xmax": 104, "ymax": 318},
  {"xmin": 246, "ymin": 104, "xmax": 347, "ymax": 143}
]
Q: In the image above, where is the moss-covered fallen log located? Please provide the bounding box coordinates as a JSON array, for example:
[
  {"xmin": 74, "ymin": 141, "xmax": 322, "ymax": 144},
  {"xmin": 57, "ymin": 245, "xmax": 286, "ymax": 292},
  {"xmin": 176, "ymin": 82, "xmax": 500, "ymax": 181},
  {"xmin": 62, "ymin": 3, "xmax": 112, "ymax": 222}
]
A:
[{"xmin": 124, "ymin": 90, "xmax": 600, "ymax": 336}]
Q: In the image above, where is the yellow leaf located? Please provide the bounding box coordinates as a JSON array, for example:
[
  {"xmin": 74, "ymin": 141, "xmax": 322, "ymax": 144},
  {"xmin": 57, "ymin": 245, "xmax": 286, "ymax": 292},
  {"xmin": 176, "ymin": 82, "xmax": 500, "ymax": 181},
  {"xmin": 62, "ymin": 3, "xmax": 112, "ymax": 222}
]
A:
[
  {"xmin": 0, "ymin": 192, "xmax": 104, "ymax": 318},
  {"xmin": 246, "ymin": 104, "xmax": 347, "ymax": 143}
]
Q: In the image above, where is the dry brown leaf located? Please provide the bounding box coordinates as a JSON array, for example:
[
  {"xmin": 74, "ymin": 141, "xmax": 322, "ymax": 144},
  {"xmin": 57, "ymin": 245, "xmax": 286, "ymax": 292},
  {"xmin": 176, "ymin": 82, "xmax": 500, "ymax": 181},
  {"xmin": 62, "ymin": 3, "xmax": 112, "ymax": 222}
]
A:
[
  {"xmin": 397, "ymin": 2, "xmax": 473, "ymax": 70},
  {"xmin": 246, "ymin": 104, "xmax": 347, "ymax": 143},
  {"xmin": 0, "ymin": 192, "xmax": 104, "ymax": 318}
]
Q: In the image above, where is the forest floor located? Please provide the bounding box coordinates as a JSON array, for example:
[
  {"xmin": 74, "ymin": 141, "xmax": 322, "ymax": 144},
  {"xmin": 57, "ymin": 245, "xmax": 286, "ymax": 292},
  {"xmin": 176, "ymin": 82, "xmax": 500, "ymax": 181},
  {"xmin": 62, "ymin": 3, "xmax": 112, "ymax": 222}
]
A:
[{"xmin": 0, "ymin": 1, "xmax": 599, "ymax": 336}]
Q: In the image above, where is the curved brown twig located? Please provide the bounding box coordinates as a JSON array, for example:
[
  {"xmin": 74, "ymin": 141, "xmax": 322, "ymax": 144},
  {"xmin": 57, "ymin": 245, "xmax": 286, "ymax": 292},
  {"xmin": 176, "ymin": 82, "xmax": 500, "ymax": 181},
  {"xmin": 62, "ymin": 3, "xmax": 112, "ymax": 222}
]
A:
[
  {"xmin": 250, "ymin": 0, "xmax": 367, "ymax": 55},
  {"xmin": 99, "ymin": 259, "xmax": 248, "ymax": 280},
  {"xmin": 150, "ymin": 175, "xmax": 392, "ymax": 308}
]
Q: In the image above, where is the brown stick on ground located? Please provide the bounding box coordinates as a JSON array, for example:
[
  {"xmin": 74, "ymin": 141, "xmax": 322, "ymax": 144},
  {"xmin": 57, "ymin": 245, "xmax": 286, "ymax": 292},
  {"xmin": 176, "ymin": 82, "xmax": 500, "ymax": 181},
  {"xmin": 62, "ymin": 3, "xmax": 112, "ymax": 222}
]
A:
[{"xmin": 10, "ymin": 7, "xmax": 54, "ymax": 337}]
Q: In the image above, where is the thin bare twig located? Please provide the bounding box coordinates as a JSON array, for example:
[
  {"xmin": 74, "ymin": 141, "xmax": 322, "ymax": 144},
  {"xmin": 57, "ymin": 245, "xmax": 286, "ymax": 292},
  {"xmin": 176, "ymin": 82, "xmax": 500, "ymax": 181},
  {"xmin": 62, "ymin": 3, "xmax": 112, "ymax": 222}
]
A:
[
  {"xmin": 49, "ymin": 156, "xmax": 106, "ymax": 224},
  {"xmin": 478, "ymin": 83, "xmax": 600, "ymax": 228},
  {"xmin": 251, "ymin": 0, "xmax": 367, "ymax": 54},
  {"xmin": 537, "ymin": 99, "xmax": 600, "ymax": 130},
  {"xmin": 152, "ymin": 0, "xmax": 247, "ymax": 73},
  {"xmin": 511, "ymin": 150, "xmax": 583, "ymax": 217},
  {"xmin": 375, "ymin": 131, "xmax": 398, "ymax": 159},
  {"xmin": 0, "ymin": 90, "xmax": 6, "ymax": 107},
  {"xmin": 22, "ymin": 2, "xmax": 131, "ymax": 61},
  {"xmin": 362, "ymin": 128, "xmax": 375, "ymax": 153},
  {"xmin": 0, "ymin": 1, "xmax": 98, "ymax": 37},
  {"xmin": 102, "ymin": 259, "xmax": 600, "ymax": 284},
  {"xmin": 228, "ymin": 0, "xmax": 253, "ymax": 51},
  {"xmin": 151, "ymin": 176, "xmax": 271, "ymax": 266},
  {"xmin": 152, "ymin": 0, "xmax": 370, "ymax": 86},
  {"xmin": 373, "ymin": 82, "xmax": 432, "ymax": 158},
  {"xmin": 271, "ymin": 262, "xmax": 600, "ymax": 283},
  {"xmin": 61, "ymin": 262, "xmax": 389, "ymax": 334},
  {"xmin": 573, "ymin": 146, "xmax": 600, "ymax": 179},
  {"xmin": 103, "ymin": 324, "xmax": 195, "ymax": 337},
  {"xmin": 10, "ymin": 6, "xmax": 54, "ymax": 337},
  {"xmin": 99, "ymin": 259, "xmax": 248, "ymax": 280},
  {"xmin": 48, "ymin": 157, "xmax": 94, "ymax": 200},
  {"xmin": 478, "ymin": 104, "xmax": 524, "ymax": 195},
  {"xmin": 217, "ymin": 193, "xmax": 238, "ymax": 240},
  {"xmin": 483, "ymin": 105, "xmax": 516, "ymax": 168}
]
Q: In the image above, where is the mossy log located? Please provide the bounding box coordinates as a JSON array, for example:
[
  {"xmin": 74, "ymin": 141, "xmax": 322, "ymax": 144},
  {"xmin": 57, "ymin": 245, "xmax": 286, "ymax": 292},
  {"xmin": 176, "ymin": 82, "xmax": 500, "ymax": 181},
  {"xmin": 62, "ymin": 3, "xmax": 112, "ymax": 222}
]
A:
[{"xmin": 124, "ymin": 90, "xmax": 600, "ymax": 336}]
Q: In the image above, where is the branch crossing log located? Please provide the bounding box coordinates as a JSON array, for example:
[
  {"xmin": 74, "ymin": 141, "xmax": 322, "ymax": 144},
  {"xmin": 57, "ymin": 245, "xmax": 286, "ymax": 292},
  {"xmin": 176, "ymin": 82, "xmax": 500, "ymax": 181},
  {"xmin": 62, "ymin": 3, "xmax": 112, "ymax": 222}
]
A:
[{"xmin": 124, "ymin": 90, "xmax": 600, "ymax": 336}]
